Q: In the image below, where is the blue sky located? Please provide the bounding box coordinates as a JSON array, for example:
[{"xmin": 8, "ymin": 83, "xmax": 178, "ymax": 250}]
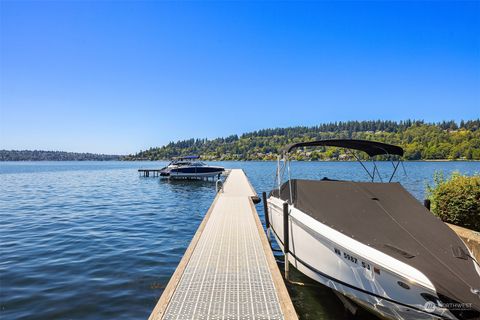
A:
[{"xmin": 1, "ymin": 1, "xmax": 479, "ymax": 154}]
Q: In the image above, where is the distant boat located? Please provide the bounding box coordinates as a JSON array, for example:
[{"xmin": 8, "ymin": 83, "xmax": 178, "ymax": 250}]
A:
[
  {"xmin": 159, "ymin": 156, "xmax": 224, "ymax": 179},
  {"xmin": 267, "ymin": 139, "xmax": 480, "ymax": 320}
]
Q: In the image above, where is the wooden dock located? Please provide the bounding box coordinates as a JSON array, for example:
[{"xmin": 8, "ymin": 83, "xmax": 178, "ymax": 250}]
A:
[{"xmin": 148, "ymin": 169, "xmax": 297, "ymax": 320}]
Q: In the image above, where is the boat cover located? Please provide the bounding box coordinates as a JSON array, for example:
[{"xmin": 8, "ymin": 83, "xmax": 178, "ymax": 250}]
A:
[{"xmin": 271, "ymin": 179, "xmax": 480, "ymax": 318}]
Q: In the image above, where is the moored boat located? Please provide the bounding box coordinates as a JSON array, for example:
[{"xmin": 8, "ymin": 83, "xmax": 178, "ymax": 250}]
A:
[
  {"xmin": 159, "ymin": 156, "xmax": 224, "ymax": 179},
  {"xmin": 266, "ymin": 139, "xmax": 480, "ymax": 320}
]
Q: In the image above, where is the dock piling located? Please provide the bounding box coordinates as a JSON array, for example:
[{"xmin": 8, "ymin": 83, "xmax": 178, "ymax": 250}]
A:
[
  {"xmin": 215, "ymin": 179, "xmax": 223, "ymax": 193},
  {"xmin": 262, "ymin": 191, "xmax": 270, "ymax": 233},
  {"xmin": 424, "ymin": 199, "xmax": 431, "ymax": 211},
  {"xmin": 283, "ymin": 201, "xmax": 290, "ymax": 281}
]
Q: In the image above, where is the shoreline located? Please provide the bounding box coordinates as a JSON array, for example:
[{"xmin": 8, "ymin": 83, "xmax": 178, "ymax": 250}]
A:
[{"xmin": 1, "ymin": 159, "xmax": 479, "ymax": 162}]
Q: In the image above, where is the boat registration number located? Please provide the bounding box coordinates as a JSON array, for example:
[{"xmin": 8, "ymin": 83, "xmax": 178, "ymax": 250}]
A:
[{"xmin": 334, "ymin": 248, "xmax": 371, "ymax": 270}]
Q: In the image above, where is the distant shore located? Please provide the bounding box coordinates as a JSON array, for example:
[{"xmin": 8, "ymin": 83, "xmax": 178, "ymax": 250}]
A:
[
  {"xmin": 0, "ymin": 150, "xmax": 122, "ymax": 161},
  {"xmin": 2, "ymin": 159, "xmax": 478, "ymax": 162},
  {"xmin": 121, "ymin": 158, "xmax": 480, "ymax": 162}
]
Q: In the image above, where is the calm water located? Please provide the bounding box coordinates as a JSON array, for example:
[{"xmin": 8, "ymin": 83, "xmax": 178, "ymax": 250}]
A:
[{"xmin": 1, "ymin": 161, "xmax": 478, "ymax": 320}]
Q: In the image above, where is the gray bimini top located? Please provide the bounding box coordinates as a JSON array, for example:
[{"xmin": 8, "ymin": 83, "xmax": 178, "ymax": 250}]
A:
[{"xmin": 271, "ymin": 180, "xmax": 480, "ymax": 319}]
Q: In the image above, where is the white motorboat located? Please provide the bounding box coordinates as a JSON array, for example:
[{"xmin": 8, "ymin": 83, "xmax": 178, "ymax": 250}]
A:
[
  {"xmin": 159, "ymin": 156, "xmax": 224, "ymax": 179},
  {"xmin": 266, "ymin": 139, "xmax": 480, "ymax": 320}
]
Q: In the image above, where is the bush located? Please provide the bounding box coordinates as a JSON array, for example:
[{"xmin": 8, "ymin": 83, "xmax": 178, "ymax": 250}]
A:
[{"xmin": 426, "ymin": 172, "xmax": 480, "ymax": 231}]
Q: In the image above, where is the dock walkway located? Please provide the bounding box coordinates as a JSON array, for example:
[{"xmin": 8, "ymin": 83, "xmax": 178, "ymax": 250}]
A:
[{"xmin": 149, "ymin": 169, "xmax": 297, "ymax": 320}]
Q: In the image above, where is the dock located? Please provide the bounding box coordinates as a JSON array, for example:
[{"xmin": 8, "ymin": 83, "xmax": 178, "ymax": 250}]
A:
[
  {"xmin": 139, "ymin": 169, "xmax": 232, "ymax": 180},
  {"xmin": 138, "ymin": 169, "xmax": 162, "ymax": 177},
  {"xmin": 148, "ymin": 169, "xmax": 297, "ymax": 320}
]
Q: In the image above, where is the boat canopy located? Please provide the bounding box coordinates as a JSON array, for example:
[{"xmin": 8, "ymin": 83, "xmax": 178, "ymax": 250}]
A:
[{"xmin": 286, "ymin": 139, "xmax": 404, "ymax": 157}]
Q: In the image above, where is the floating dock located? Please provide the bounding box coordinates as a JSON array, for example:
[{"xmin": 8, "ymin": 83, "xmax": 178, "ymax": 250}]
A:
[
  {"xmin": 148, "ymin": 169, "xmax": 297, "ymax": 320},
  {"xmin": 138, "ymin": 169, "xmax": 162, "ymax": 177},
  {"xmin": 139, "ymin": 169, "xmax": 231, "ymax": 181}
]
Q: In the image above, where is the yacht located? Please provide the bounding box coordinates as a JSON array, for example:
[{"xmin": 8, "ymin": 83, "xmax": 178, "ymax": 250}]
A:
[
  {"xmin": 159, "ymin": 156, "xmax": 224, "ymax": 179},
  {"xmin": 266, "ymin": 139, "xmax": 480, "ymax": 320}
]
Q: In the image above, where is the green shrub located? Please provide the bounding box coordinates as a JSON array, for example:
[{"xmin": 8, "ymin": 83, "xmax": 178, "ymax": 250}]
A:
[{"xmin": 426, "ymin": 172, "xmax": 480, "ymax": 231}]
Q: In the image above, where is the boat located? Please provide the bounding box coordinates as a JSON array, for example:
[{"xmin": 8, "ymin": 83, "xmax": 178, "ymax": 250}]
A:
[
  {"xmin": 159, "ymin": 156, "xmax": 224, "ymax": 179},
  {"xmin": 266, "ymin": 139, "xmax": 480, "ymax": 320}
]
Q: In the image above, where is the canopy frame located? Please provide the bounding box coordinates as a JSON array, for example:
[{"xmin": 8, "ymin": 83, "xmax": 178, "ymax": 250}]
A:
[{"xmin": 274, "ymin": 139, "xmax": 405, "ymax": 201}]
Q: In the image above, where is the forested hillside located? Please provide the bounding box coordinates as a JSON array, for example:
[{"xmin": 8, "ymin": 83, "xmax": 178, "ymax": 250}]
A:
[
  {"xmin": 126, "ymin": 120, "xmax": 480, "ymax": 161},
  {"xmin": 0, "ymin": 150, "xmax": 121, "ymax": 161}
]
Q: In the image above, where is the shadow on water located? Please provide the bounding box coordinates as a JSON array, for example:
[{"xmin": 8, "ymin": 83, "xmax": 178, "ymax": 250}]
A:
[
  {"xmin": 283, "ymin": 265, "xmax": 380, "ymax": 320},
  {"xmin": 159, "ymin": 177, "xmax": 217, "ymax": 187},
  {"xmin": 268, "ymin": 236, "xmax": 381, "ymax": 320},
  {"xmin": 158, "ymin": 177, "xmax": 219, "ymax": 194}
]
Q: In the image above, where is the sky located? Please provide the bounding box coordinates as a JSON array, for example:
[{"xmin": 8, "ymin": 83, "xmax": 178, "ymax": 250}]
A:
[{"xmin": 1, "ymin": 1, "xmax": 479, "ymax": 154}]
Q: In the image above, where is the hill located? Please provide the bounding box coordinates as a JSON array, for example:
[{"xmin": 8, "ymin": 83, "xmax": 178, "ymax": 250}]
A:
[
  {"xmin": 0, "ymin": 150, "xmax": 121, "ymax": 161},
  {"xmin": 125, "ymin": 120, "xmax": 480, "ymax": 161}
]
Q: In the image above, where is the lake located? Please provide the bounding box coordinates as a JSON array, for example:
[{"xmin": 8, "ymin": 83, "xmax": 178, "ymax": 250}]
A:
[{"xmin": 1, "ymin": 161, "xmax": 478, "ymax": 320}]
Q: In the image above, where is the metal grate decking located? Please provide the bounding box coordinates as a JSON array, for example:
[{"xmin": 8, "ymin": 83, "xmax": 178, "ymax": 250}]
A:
[{"xmin": 149, "ymin": 169, "xmax": 297, "ymax": 320}]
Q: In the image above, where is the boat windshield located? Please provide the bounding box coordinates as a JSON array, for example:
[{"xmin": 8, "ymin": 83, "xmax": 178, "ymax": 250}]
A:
[
  {"xmin": 170, "ymin": 160, "xmax": 192, "ymax": 166},
  {"xmin": 169, "ymin": 160, "xmax": 206, "ymax": 166}
]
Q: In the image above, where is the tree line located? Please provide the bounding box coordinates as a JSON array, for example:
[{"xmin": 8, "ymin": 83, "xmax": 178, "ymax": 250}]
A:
[
  {"xmin": 0, "ymin": 150, "xmax": 121, "ymax": 161},
  {"xmin": 125, "ymin": 120, "xmax": 480, "ymax": 161}
]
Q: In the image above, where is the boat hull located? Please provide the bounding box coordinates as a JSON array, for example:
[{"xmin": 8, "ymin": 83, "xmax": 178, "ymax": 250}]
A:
[
  {"xmin": 267, "ymin": 196, "xmax": 458, "ymax": 320},
  {"xmin": 161, "ymin": 167, "xmax": 224, "ymax": 179}
]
